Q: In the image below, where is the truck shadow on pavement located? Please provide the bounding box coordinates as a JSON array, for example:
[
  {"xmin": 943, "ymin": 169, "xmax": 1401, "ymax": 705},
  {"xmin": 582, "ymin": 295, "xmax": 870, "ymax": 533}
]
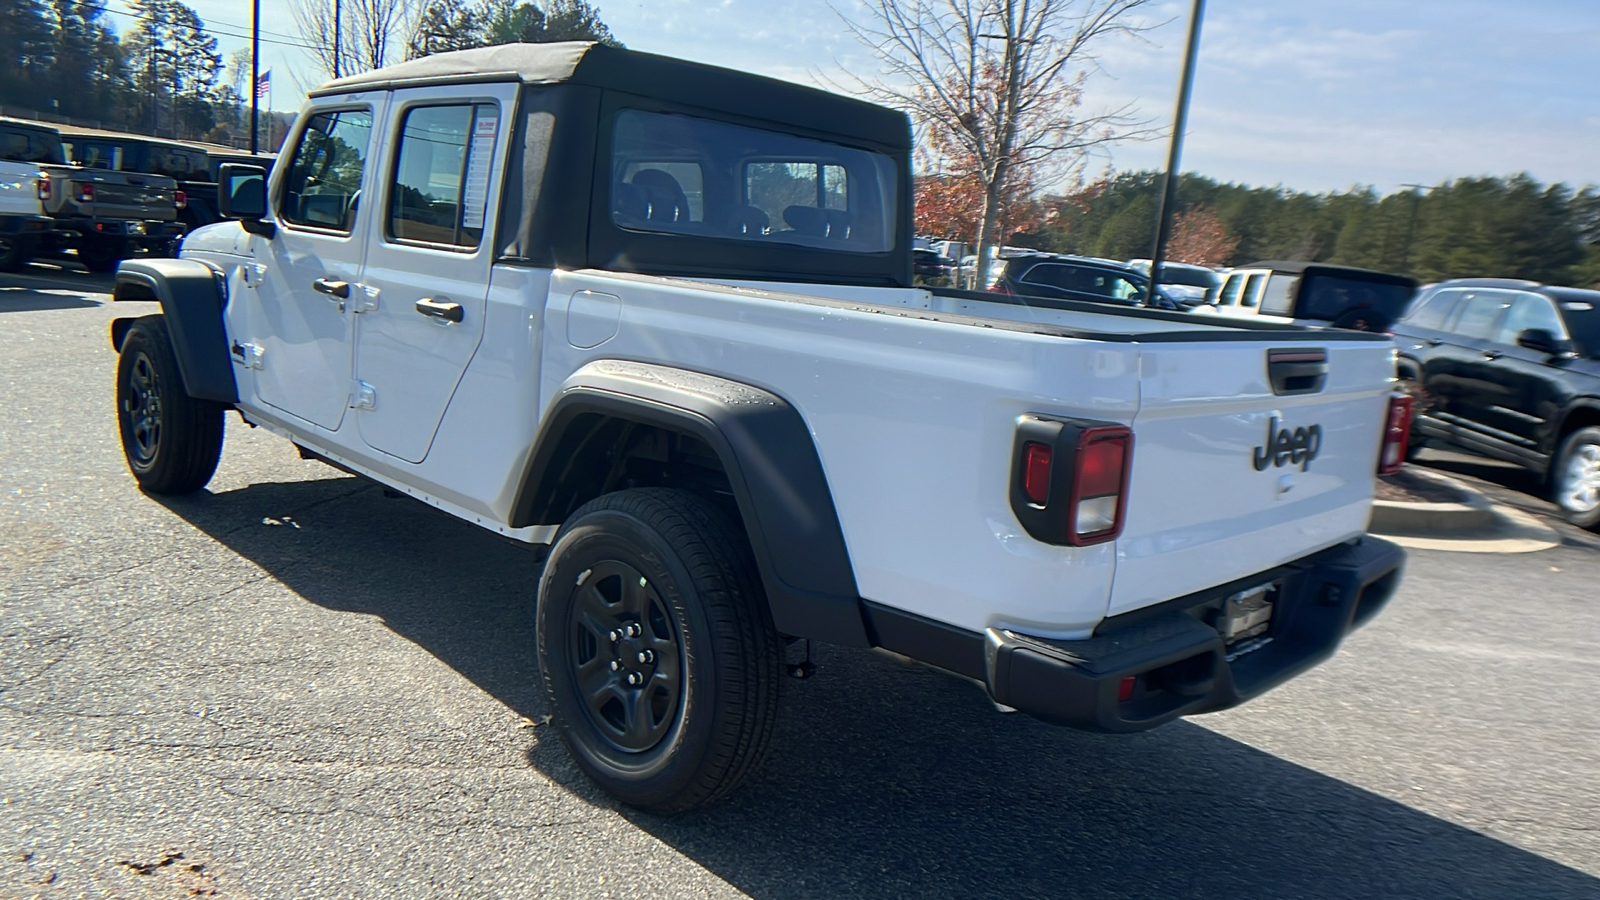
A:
[
  {"xmin": 159, "ymin": 475, "xmax": 1599, "ymax": 900},
  {"xmin": 0, "ymin": 283, "xmax": 104, "ymax": 313}
]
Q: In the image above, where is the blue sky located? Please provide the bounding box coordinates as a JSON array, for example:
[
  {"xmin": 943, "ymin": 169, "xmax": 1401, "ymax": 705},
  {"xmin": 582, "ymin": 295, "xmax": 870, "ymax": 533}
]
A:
[{"xmin": 163, "ymin": 0, "xmax": 1599, "ymax": 195}]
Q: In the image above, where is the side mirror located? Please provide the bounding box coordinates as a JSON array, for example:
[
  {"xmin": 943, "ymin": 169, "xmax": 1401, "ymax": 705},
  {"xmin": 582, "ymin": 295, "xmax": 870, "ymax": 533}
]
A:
[
  {"xmin": 216, "ymin": 163, "xmax": 275, "ymax": 237},
  {"xmin": 1517, "ymin": 327, "xmax": 1575, "ymax": 357}
]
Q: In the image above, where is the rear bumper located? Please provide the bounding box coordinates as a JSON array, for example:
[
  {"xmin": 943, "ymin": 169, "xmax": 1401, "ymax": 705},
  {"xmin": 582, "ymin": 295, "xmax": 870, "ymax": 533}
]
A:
[
  {"xmin": 54, "ymin": 217, "xmax": 185, "ymax": 244},
  {"xmin": 983, "ymin": 536, "xmax": 1405, "ymax": 732},
  {"xmin": 859, "ymin": 535, "xmax": 1404, "ymax": 733},
  {"xmin": 0, "ymin": 214, "xmax": 51, "ymax": 236}
]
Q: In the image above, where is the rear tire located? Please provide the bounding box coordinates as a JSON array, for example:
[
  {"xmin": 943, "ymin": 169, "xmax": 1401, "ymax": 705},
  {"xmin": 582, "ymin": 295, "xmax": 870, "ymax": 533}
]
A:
[
  {"xmin": 0, "ymin": 235, "xmax": 30, "ymax": 272},
  {"xmin": 116, "ymin": 316, "xmax": 225, "ymax": 494},
  {"xmin": 1552, "ymin": 427, "xmax": 1600, "ymax": 530},
  {"xmin": 78, "ymin": 239, "xmax": 124, "ymax": 273},
  {"xmin": 537, "ymin": 488, "xmax": 781, "ymax": 813}
]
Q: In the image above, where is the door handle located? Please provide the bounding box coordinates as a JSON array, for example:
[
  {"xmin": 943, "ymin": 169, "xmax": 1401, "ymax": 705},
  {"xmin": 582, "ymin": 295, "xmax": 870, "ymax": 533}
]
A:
[
  {"xmin": 415, "ymin": 297, "xmax": 463, "ymax": 323},
  {"xmin": 312, "ymin": 277, "xmax": 350, "ymax": 299},
  {"xmin": 1484, "ymin": 349, "xmax": 1504, "ymax": 360},
  {"xmin": 1426, "ymin": 338, "xmax": 1444, "ymax": 347}
]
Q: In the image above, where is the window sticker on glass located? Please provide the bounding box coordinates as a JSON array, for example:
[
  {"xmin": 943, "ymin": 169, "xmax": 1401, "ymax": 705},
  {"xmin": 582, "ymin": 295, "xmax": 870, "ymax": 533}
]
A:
[{"xmin": 461, "ymin": 110, "xmax": 498, "ymax": 229}]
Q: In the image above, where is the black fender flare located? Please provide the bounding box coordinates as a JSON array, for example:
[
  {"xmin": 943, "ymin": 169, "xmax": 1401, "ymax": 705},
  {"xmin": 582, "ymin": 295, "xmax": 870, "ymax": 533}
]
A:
[
  {"xmin": 511, "ymin": 361, "xmax": 868, "ymax": 647},
  {"xmin": 111, "ymin": 258, "xmax": 238, "ymax": 404}
]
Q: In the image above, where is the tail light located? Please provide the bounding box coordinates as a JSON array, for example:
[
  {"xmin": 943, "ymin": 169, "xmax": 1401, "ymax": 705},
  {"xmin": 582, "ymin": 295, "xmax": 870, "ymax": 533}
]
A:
[
  {"xmin": 75, "ymin": 182, "xmax": 94, "ymax": 203},
  {"xmin": 987, "ymin": 281, "xmax": 1011, "ymax": 294},
  {"xmin": 174, "ymin": 190, "xmax": 187, "ymax": 209},
  {"xmin": 1378, "ymin": 393, "xmax": 1413, "ymax": 475},
  {"xmin": 1012, "ymin": 417, "xmax": 1133, "ymax": 546},
  {"xmin": 35, "ymin": 177, "xmax": 49, "ymax": 200}
]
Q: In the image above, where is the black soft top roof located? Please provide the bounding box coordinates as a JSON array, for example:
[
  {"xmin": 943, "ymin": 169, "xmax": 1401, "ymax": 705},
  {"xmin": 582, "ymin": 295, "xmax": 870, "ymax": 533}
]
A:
[
  {"xmin": 312, "ymin": 42, "xmax": 910, "ymax": 151},
  {"xmin": 1247, "ymin": 259, "xmax": 1418, "ymax": 288}
]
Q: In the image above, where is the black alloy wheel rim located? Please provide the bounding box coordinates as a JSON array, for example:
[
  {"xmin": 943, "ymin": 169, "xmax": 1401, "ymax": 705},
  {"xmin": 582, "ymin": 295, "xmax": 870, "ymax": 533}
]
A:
[
  {"xmin": 123, "ymin": 352, "xmax": 161, "ymax": 464},
  {"xmin": 569, "ymin": 559, "xmax": 685, "ymax": 753}
]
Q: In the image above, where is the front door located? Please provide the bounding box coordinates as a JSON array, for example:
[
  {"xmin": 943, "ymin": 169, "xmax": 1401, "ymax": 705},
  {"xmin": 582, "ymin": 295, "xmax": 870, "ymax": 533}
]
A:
[
  {"xmin": 352, "ymin": 87, "xmax": 513, "ymax": 462},
  {"xmin": 249, "ymin": 103, "xmax": 380, "ymax": 432}
]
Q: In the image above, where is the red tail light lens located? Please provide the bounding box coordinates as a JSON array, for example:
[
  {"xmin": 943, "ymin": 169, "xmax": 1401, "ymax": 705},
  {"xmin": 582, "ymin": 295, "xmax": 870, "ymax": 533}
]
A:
[
  {"xmin": 1012, "ymin": 417, "xmax": 1133, "ymax": 546},
  {"xmin": 1069, "ymin": 427, "xmax": 1131, "ymax": 544},
  {"xmin": 174, "ymin": 190, "xmax": 187, "ymax": 209},
  {"xmin": 987, "ymin": 281, "xmax": 1011, "ymax": 294},
  {"xmin": 75, "ymin": 182, "xmax": 94, "ymax": 203},
  {"xmin": 1022, "ymin": 442, "xmax": 1052, "ymax": 505},
  {"xmin": 1378, "ymin": 393, "xmax": 1413, "ymax": 475}
]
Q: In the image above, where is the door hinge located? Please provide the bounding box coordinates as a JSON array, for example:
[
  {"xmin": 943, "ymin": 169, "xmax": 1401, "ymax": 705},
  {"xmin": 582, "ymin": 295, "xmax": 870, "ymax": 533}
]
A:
[
  {"xmin": 350, "ymin": 381, "xmax": 377, "ymax": 410},
  {"xmin": 230, "ymin": 341, "xmax": 263, "ymax": 369}
]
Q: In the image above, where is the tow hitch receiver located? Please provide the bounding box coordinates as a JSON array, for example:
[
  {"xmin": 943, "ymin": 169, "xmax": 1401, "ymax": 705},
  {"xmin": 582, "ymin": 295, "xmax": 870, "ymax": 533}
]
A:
[{"xmin": 1215, "ymin": 582, "xmax": 1277, "ymax": 660}]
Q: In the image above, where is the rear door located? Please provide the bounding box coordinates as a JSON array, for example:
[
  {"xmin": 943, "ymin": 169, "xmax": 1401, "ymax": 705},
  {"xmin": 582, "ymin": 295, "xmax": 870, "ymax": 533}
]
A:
[
  {"xmin": 351, "ymin": 84, "xmax": 515, "ymax": 462},
  {"xmin": 1107, "ymin": 335, "xmax": 1396, "ymax": 616},
  {"xmin": 1424, "ymin": 289, "xmax": 1513, "ymax": 441}
]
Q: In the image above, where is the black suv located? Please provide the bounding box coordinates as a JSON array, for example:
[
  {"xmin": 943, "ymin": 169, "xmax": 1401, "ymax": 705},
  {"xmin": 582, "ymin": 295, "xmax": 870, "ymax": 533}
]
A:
[
  {"xmin": 991, "ymin": 254, "xmax": 1179, "ymax": 310},
  {"xmin": 1393, "ymin": 277, "xmax": 1600, "ymax": 527}
]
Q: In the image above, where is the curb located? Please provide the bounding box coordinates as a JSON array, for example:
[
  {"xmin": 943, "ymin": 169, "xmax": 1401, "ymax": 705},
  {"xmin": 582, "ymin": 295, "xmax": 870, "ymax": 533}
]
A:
[
  {"xmin": 1369, "ymin": 468, "xmax": 1496, "ymax": 535},
  {"xmin": 1368, "ymin": 468, "xmax": 1561, "ymax": 554}
]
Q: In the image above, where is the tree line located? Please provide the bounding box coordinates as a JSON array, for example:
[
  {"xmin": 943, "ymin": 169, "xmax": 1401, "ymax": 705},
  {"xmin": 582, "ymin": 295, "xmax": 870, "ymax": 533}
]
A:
[
  {"xmin": 0, "ymin": 0, "xmax": 618, "ymax": 146},
  {"xmin": 995, "ymin": 171, "xmax": 1600, "ymax": 288}
]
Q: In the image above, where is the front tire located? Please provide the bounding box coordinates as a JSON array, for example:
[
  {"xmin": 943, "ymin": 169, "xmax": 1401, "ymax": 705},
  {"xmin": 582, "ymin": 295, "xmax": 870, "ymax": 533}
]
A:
[
  {"xmin": 116, "ymin": 316, "xmax": 225, "ymax": 494},
  {"xmin": 1552, "ymin": 427, "xmax": 1600, "ymax": 530},
  {"xmin": 537, "ymin": 488, "xmax": 781, "ymax": 813}
]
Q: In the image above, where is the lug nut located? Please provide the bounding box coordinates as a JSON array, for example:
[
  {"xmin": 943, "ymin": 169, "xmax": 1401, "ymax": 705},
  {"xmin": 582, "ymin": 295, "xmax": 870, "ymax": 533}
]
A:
[
  {"xmin": 608, "ymin": 630, "xmax": 620, "ymax": 642},
  {"xmin": 626, "ymin": 673, "xmax": 641, "ymax": 686},
  {"xmin": 637, "ymin": 650, "xmax": 653, "ymax": 664},
  {"xmin": 609, "ymin": 660, "xmax": 620, "ymax": 671},
  {"xmin": 625, "ymin": 623, "xmax": 640, "ymax": 638}
]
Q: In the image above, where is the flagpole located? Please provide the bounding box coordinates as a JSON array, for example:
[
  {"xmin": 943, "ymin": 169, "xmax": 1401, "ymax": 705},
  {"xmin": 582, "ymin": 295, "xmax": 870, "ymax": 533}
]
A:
[{"xmin": 250, "ymin": 0, "xmax": 259, "ymax": 154}]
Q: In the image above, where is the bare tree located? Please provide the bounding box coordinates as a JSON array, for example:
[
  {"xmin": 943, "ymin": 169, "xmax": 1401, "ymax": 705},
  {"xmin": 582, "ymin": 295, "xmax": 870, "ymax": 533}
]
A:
[
  {"xmin": 840, "ymin": 0, "xmax": 1155, "ymax": 285},
  {"xmin": 293, "ymin": 0, "xmax": 420, "ymax": 82}
]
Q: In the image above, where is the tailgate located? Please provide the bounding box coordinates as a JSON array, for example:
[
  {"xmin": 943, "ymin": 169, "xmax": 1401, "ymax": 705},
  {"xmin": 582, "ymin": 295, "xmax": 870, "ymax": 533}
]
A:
[
  {"xmin": 63, "ymin": 172, "xmax": 177, "ymax": 221},
  {"xmin": 1108, "ymin": 338, "xmax": 1394, "ymax": 617}
]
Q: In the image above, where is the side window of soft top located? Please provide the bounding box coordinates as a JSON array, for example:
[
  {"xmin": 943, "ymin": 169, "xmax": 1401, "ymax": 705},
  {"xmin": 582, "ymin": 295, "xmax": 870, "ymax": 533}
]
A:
[{"xmin": 279, "ymin": 107, "xmax": 374, "ymax": 233}]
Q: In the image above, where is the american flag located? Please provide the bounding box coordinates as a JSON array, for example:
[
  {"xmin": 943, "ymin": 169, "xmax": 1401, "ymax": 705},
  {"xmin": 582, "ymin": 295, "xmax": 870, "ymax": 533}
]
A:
[{"xmin": 255, "ymin": 70, "xmax": 271, "ymax": 100}]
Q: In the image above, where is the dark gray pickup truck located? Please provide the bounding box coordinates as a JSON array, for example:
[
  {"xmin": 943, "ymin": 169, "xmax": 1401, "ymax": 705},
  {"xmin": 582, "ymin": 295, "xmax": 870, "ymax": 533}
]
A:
[{"xmin": 0, "ymin": 117, "xmax": 186, "ymax": 272}]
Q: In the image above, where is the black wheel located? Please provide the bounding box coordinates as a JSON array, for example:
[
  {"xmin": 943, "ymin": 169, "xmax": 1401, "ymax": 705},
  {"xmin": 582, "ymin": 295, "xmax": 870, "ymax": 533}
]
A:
[
  {"xmin": 0, "ymin": 235, "xmax": 30, "ymax": 272},
  {"xmin": 116, "ymin": 316, "xmax": 225, "ymax": 494},
  {"xmin": 78, "ymin": 239, "xmax": 124, "ymax": 273},
  {"xmin": 1552, "ymin": 427, "xmax": 1600, "ymax": 530},
  {"xmin": 537, "ymin": 488, "xmax": 781, "ymax": 813}
]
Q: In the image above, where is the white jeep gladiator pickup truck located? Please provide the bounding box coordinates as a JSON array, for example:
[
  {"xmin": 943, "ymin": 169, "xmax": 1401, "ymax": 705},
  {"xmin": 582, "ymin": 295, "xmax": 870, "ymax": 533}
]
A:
[{"xmin": 108, "ymin": 43, "xmax": 1409, "ymax": 812}]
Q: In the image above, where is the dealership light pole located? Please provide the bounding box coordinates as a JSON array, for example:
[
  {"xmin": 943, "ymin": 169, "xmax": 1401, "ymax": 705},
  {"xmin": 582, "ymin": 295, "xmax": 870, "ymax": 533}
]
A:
[
  {"xmin": 1150, "ymin": 0, "xmax": 1205, "ymax": 297},
  {"xmin": 250, "ymin": 0, "xmax": 260, "ymax": 154}
]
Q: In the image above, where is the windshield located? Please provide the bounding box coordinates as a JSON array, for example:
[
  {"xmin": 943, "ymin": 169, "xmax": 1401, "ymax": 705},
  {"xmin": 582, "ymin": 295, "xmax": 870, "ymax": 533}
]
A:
[
  {"xmin": 1153, "ymin": 266, "xmax": 1217, "ymax": 288},
  {"xmin": 1550, "ymin": 288, "xmax": 1600, "ymax": 357},
  {"xmin": 611, "ymin": 109, "xmax": 898, "ymax": 253}
]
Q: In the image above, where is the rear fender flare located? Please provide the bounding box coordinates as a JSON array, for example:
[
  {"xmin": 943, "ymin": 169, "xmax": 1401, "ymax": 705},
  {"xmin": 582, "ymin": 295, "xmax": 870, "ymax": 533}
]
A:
[
  {"xmin": 111, "ymin": 258, "xmax": 238, "ymax": 404},
  {"xmin": 511, "ymin": 361, "xmax": 867, "ymax": 646}
]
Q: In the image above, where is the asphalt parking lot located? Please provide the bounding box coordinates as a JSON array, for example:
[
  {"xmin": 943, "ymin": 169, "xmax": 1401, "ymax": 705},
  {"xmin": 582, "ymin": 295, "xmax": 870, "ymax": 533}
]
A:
[{"xmin": 2, "ymin": 264, "xmax": 1598, "ymax": 899}]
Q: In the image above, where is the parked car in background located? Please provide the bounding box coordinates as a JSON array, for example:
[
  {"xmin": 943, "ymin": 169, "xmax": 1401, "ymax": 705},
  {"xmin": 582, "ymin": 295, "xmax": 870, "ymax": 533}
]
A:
[
  {"xmin": 0, "ymin": 118, "xmax": 56, "ymax": 270},
  {"xmin": 913, "ymin": 247, "xmax": 955, "ymax": 281},
  {"xmin": 990, "ymin": 253, "xmax": 1181, "ymax": 310},
  {"xmin": 1126, "ymin": 258, "xmax": 1219, "ymax": 307},
  {"xmin": 1199, "ymin": 261, "xmax": 1417, "ymax": 332},
  {"xmin": 56, "ymin": 125, "xmax": 272, "ymax": 235},
  {"xmin": 1393, "ymin": 278, "xmax": 1600, "ymax": 527},
  {"xmin": 3, "ymin": 116, "xmax": 185, "ymax": 272}
]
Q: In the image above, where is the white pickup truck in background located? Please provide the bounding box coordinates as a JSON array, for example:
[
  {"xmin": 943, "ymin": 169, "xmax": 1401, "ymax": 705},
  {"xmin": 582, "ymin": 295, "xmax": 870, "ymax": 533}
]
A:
[{"xmin": 106, "ymin": 42, "xmax": 1409, "ymax": 812}]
